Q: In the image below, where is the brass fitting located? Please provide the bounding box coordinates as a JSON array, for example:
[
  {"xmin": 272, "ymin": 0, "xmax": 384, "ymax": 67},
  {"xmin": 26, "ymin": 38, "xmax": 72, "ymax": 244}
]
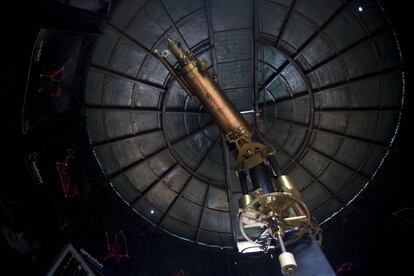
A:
[
  {"xmin": 239, "ymin": 194, "xmax": 255, "ymax": 210},
  {"xmin": 275, "ymin": 175, "xmax": 301, "ymax": 199}
]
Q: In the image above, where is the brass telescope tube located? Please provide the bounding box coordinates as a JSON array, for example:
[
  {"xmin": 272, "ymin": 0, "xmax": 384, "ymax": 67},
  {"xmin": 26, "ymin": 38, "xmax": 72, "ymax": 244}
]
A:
[
  {"xmin": 166, "ymin": 39, "xmax": 252, "ymax": 140},
  {"xmin": 157, "ymin": 39, "xmax": 275, "ymax": 188},
  {"xmin": 155, "ymin": 39, "xmax": 321, "ymax": 275},
  {"xmin": 156, "ymin": 39, "xmax": 306, "ymax": 200}
]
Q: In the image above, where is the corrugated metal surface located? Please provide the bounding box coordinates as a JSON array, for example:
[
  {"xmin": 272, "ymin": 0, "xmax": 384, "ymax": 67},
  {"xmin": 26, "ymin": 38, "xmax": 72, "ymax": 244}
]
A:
[{"xmin": 84, "ymin": 0, "xmax": 404, "ymax": 248}]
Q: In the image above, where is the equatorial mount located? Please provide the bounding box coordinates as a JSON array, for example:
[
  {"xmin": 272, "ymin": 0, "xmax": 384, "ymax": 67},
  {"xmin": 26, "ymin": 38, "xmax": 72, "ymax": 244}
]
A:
[
  {"xmin": 239, "ymin": 191, "xmax": 310, "ymax": 248},
  {"xmin": 154, "ymin": 39, "xmax": 323, "ymax": 275}
]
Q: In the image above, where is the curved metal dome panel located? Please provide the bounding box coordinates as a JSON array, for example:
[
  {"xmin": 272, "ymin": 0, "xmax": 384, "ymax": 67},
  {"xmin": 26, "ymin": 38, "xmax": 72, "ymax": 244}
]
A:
[{"xmin": 84, "ymin": 0, "xmax": 404, "ymax": 248}]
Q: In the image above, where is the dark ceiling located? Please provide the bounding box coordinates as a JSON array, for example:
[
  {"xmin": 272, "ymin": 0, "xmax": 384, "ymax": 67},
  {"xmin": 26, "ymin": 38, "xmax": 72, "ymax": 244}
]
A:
[{"xmin": 85, "ymin": 0, "xmax": 404, "ymax": 248}]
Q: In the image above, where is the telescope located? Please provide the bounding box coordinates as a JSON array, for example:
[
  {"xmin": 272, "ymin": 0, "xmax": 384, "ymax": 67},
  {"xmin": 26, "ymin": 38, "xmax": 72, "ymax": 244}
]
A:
[{"xmin": 155, "ymin": 39, "xmax": 322, "ymax": 275}]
